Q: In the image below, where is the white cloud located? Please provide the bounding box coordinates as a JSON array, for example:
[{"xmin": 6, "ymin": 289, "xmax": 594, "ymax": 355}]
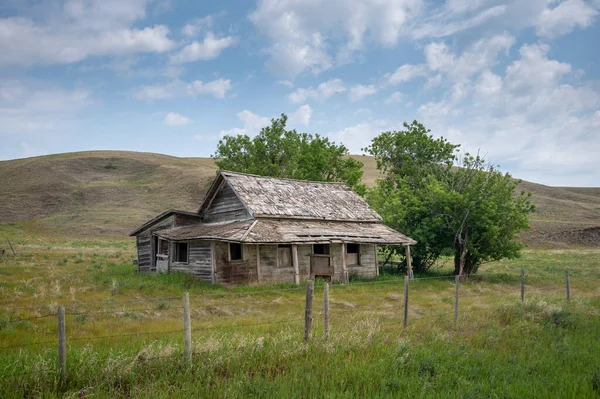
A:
[
  {"xmin": 288, "ymin": 79, "xmax": 346, "ymax": 103},
  {"xmin": 0, "ymin": 0, "xmax": 176, "ymax": 66},
  {"xmin": 164, "ymin": 112, "xmax": 191, "ymax": 126},
  {"xmin": 0, "ymin": 80, "xmax": 91, "ymax": 135},
  {"xmin": 349, "ymin": 84, "xmax": 377, "ymax": 101},
  {"xmin": 288, "ymin": 104, "xmax": 313, "ymax": 125},
  {"xmin": 219, "ymin": 105, "xmax": 314, "ymax": 137},
  {"xmin": 182, "ymin": 16, "xmax": 213, "ymax": 37},
  {"xmin": 536, "ymin": 0, "xmax": 598, "ymax": 38},
  {"xmin": 330, "ymin": 120, "xmax": 392, "ymax": 154},
  {"xmin": 219, "ymin": 110, "xmax": 271, "ymax": 137},
  {"xmin": 249, "ymin": 0, "xmax": 423, "ymax": 77},
  {"xmin": 170, "ymin": 32, "xmax": 237, "ymax": 64},
  {"xmin": 417, "ymin": 41, "xmax": 600, "ymax": 186},
  {"xmin": 188, "ymin": 78, "xmax": 232, "ymax": 98},
  {"xmin": 277, "ymin": 80, "xmax": 294, "ymax": 88},
  {"xmin": 387, "ymin": 64, "xmax": 427, "ymax": 84},
  {"xmin": 384, "ymin": 91, "xmax": 403, "ymax": 104},
  {"xmin": 133, "ymin": 78, "xmax": 232, "ymax": 100}
]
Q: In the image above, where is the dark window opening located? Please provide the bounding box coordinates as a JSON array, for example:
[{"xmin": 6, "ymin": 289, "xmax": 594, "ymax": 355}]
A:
[
  {"xmin": 230, "ymin": 243, "xmax": 243, "ymax": 261},
  {"xmin": 313, "ymin": 244, "xmax": 330, "ymax": 255},
  {"xmin": 346, "ymin": 243, "xmax": 360, "ymax": 254},
  {"xmin": 175, "ymin": 242, "xmax": 188, "ymax": 263}
]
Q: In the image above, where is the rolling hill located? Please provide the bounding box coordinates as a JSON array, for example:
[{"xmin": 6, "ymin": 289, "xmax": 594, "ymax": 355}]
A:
[{"xmin": 0, "ymin": 151, "xmax": 598, "ymax": 247}]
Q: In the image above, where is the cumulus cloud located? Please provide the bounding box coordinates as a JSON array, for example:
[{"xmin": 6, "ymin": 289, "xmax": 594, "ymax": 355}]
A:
[
  {"xmin": 249, "ymin": 0, "xmax": 423, "ymax": 77},
  {"xmin": 288, "ymin": 104, "xmax": 313, "ymax": 125},
  {"xmin": 0, "ymin": 0, "xmax": 175, "ymax": 66},
  {"xmin": 0, "ymin": 80, "xmax": 91, "ymax": 134},
  {"xmin": 219, "ymin": 105, "xmax": 313, "ymax": 137},
  {"xmin": 181, "ymin": 16, "xmax": 213, "ymax": 37},
  {"xmin": 170, "ymin": 32, "xmax": 237, "ymax": 64},
  {"xmin": 387, "ymin": 64, "xmax": 427, "ymax": 84},
  {"xmin": 536, "ymin": 0, "xmax": 598, "ymax": 38},
  {"xmin": 349, "ymin": 84, "xmax": 377, "ymax": 101},
  {"xmin": 288, "ymin": 79, "xmax": 346, "ymax": 103},
  {"xmin": 164, "ymin": 112, "xmax": 191, "ymax": 126},
  {"xmin": 133, "ymin": 78, "xmax": 232, "ymax": 100}
]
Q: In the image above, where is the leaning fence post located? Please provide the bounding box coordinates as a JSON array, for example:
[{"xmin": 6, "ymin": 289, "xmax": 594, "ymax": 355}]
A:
[
  {"xmin": 403, "ymin": 276, "xmax": 409, "ymax": 328},
  {"xmin": 521, "ymin": 268, "xmax": 525, "ymax": 304},
  {"xmin": 304, "ymin": 280, "xmax": 314, "ymax": 341},
  {"xmin": 454, "ymin": 275, "xmax": 459, "ymax": 322},
  {"xmin": 183, "ymin": 292, "xmax": 192, "ymax": 365},
  {"xmin": 565, "ymin": 270, "xmax": 571, "ymax": 301},
  {"xmin": 324, "ymin": 282, "xmax": 329, "ymax": 340},
  {"xmin": 58, "ymin": 306, "xmax": 66, "ymax": 382}
]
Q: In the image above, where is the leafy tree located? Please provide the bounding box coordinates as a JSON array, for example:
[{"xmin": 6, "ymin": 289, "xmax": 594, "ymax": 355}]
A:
[
  {"xmin": 365, "ymin": 121, "xmax": 534, "ymax": 276},
  {"xmin": 364, "ymin": 121, "xmax": 458, "ymax": 273},
  {"xmin": 427, "ymin": 154, "xmax": 535, "ymax": 276},
  {"xmin": 213, "ymin": 114, "xmax": 365, "ymax": 193}
]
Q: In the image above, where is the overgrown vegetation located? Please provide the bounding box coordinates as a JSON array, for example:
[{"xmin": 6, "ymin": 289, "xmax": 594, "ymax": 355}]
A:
[
  {"xmin": 212, "ymin": 114, "xmax": 366, "ymax": 194},
  {"xmin": 365, "ymin": 121, "xmax": 535, "ymax": 276},
  {"xmin": 0, "ymin": 235, "xmax": 599, "ymax": 398}
]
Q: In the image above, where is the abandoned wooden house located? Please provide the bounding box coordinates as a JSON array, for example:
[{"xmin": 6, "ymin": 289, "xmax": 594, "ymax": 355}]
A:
[{"xmin": 129, "ymin": 171, "xmax": 416, "ymax": 284}]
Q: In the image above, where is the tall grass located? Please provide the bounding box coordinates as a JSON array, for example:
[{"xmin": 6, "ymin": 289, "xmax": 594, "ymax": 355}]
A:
[{"xmin": 0, "ymin": 239, "xmax": 599, "ymax": 398}]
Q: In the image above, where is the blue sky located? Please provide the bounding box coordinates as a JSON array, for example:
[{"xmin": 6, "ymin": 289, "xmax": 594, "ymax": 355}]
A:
[{"xmin": 1, "ymin": 0, "xmax": 599, "ymax": 186}]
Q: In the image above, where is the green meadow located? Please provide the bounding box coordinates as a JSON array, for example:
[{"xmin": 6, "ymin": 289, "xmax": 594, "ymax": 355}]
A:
[{"xmin": 0, "ymin": 232, "xmax": 599, "ymax": 398}]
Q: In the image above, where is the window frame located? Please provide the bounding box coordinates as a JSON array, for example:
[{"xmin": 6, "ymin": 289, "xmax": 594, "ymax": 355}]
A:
[
  {"xmin": 277, "ymin": 244, "xmax": 293, "ymax": 268},
  {"xmin": 175, "ymin": 242, "xmax": 189, "ymax": 263},
  {"xmin": 229, "ymin": 242, "xmax": 244, "ymax": 262},
  {"xmin": 313, "ymin": 243, "xmax": 331, "ymax": 255},
  {"xmin": 346, "ymin": 243, "xmax": 361, "ymax": 266}
]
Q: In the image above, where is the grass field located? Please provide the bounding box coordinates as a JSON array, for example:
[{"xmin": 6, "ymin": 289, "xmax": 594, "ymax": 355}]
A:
[{"xmin": 1, "ymin": 235, "xmax": 599, "ymax": 398}]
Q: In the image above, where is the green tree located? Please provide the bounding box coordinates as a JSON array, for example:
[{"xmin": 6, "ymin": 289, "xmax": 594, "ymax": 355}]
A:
[
  {"xmin": 364, "ymin": 121, "xmax": 459, "ymax": 272},
  {"xmin": 365, "ymin": 121, "xmax": 534, "ymax": 276},
  {"xmin": 212, "ymin": 114, "xmax": 365, "ymax": 193},
  {"xmin": 427, "ymin": 154, "xmax": 535, "ymax": 276}
]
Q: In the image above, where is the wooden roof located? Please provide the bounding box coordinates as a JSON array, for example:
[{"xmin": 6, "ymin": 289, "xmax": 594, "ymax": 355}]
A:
[
  {"xmin": 128, "ymin": 209, "xmax": 201, "ymax": 236},
  {"xmin": 199, "ymin": 171, "xmax": 382, "ymax": 222},
  {"xmin": 155, "ymin": 218, "xmax": 416, "ymax": 245}
]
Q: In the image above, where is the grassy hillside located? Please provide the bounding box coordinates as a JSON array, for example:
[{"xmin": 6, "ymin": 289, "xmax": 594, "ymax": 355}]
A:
[{"xmin": 0, "ymin": 151, "xmax": 599, "ymax": 247}]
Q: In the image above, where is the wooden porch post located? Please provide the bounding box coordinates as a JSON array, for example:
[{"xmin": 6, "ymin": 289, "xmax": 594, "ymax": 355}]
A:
[
  {"xmin": 341, "ymin": 243, "xmax": 348, "ymax": 284},
  {"xmin": 405, "ymin": 244, "xmax": 414, "ymax": 280},
  {"xmin": 256, "ymin": 245, "xmax": 262, "ymax": 283},
  {"xmin": 374, "ymin": 244, "xmax": 379, "ymax": 277},
  {"xmin": 210, "ymin": 241, "xmax": 217, "ymax": 284},
  {"xmin": 292, "ymin": 244, "xmax": 300, "ymax": 285}
]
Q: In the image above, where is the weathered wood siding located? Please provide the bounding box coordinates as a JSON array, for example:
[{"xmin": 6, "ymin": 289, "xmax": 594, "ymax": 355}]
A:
[
  {"xmin": 214, "ymin": 241, "xmax": 258, "ymax": 284},
  {"xmin": 174, "ymin": 214, "xmax": 201, "ymax": 227},
  {"xmin": 347, "ymin": 244, "xmax": 377, "ymax": 278},
  {"xmin": 170, "ymin": 240, "xmax": 213, "ymax": 282},
  {"xmin": 256, "ymin": 245, "xmax": 296, "ymax": 283},
  {"xmin": 137, "ymin": 233, "xmax": 152, "ymax": 273},
  {"xmin": 203, "ymin": 183, "xmax": 250, "ymax": 223},
  {"xmin": 136, "ymin": 216, "xmax": 174, "ymax": 273}
]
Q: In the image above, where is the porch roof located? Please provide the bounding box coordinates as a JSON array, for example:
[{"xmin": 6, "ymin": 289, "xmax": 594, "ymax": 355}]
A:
[{"xmin": 154, "ymin": 218, "xmax": 416, "ymax": 245}]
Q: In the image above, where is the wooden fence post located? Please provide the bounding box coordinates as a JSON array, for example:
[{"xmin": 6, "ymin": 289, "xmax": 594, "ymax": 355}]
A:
[
  {"xmin": 454, "ymin": 275, "xmax": 459, "ymax": 322},
  {"xmin": 405, "ymin": 245, "xmax": 414, "ymax": 280},
  {"xmin": 565, "ymin": 270, "xmax": 571, "ymax": 301},
  {"xmin": 324, "ymin": 283, "xmax": 329, "ymax": 340},
  {"xmin": 183, "ymin": 292, "xmax": 192, "ymax": 365},
  {"xmin": 521, "ymin": 268, "xmax": 525, "ymax": 304},
  {"xmin": 403, "ymin": 276, "xmax": 409, "ymax": 329},
  {"xmin": 58, "ymin": 306, "xmax": 66, "ymax": 382},
  {"xmin": 304, "ymin": 280, "xmax": 314, "ymax": 341}
]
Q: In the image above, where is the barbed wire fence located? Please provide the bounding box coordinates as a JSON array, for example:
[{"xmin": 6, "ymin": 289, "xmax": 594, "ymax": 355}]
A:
[{"xmin": 0, "ymin": 268, "xmax": 596, "ymax": 382}]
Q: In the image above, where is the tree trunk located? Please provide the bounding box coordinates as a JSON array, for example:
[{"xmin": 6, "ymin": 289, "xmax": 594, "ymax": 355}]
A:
[{"xmin": 454, "ymin": 230, "xmax": 468, "ymax": 277}]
